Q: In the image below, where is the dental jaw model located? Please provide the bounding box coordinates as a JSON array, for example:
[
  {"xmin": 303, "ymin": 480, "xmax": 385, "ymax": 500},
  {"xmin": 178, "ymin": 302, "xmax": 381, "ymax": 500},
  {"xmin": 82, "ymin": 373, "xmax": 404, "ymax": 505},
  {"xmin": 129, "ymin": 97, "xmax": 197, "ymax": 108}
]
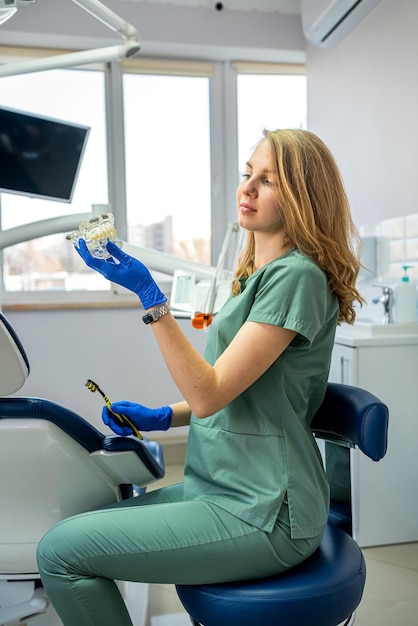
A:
[{"xmin": 66, "ymin": 212, "xmax": 122, "ymax": 259}]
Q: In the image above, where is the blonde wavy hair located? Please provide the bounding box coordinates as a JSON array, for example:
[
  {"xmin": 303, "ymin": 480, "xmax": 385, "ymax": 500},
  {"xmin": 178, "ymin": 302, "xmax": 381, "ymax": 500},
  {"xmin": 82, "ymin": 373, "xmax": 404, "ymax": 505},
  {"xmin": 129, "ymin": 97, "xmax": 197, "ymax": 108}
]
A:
[{"xmin": 232, "ymin": 128, "xmax": 364, "ymax": 324}]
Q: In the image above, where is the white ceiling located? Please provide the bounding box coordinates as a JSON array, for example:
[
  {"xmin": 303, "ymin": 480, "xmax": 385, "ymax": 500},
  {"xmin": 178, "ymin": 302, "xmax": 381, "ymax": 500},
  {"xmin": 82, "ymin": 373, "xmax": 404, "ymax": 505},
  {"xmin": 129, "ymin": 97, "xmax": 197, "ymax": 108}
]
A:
[{"xmin": 114, "ymin": 0, "xmax": 302, "ymax": 15}]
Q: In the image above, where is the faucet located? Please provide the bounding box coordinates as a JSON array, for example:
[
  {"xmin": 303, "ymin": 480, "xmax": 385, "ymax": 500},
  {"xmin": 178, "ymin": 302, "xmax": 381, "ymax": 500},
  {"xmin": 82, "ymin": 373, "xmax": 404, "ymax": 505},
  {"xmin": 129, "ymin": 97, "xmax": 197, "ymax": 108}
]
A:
[{"xmin": 372, "ymin": 285, "xmax": 393, "ymax": 324}]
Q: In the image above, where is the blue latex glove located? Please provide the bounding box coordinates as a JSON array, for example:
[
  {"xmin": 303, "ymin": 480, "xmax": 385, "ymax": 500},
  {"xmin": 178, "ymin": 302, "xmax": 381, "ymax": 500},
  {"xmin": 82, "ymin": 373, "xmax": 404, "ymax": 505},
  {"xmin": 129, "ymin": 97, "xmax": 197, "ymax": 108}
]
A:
[
  {"xmin": 102, "ymin": 401, "xmax": 173, "ymax": 436},
  {"xmin": 75, "ymin": 239, "xmax": 167, "ymax": 310}
]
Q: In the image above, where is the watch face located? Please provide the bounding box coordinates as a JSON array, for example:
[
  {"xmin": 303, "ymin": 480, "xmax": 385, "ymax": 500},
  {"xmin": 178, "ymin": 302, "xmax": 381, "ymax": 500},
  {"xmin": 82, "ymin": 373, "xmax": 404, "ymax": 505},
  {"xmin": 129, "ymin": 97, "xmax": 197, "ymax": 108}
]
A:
[{"xmin": 143, "ymin": 314, "xmax": 153, "ymax": 324}]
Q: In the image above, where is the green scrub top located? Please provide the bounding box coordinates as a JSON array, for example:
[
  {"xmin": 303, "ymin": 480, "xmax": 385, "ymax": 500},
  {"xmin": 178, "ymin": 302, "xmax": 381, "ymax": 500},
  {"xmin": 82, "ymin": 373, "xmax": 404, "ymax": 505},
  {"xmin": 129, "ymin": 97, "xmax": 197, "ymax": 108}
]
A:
[{"xmin": 183, "ymin": 248, "xmax": 339, "ymax": 539}]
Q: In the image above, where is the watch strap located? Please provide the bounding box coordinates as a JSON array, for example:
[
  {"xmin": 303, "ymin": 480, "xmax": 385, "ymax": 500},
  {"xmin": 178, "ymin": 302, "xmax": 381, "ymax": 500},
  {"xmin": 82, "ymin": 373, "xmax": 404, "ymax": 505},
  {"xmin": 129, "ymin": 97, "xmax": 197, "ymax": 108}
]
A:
[{"xmin": 142, "ymin": 303, "xmax": 170, "ymax": 325}]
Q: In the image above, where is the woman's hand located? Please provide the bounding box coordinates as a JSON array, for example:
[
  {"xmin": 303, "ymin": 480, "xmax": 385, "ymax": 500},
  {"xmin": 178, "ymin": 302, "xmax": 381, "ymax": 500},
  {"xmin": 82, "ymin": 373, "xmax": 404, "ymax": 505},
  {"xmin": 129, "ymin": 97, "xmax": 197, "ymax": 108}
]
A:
[
  {"xmin": 75, "ymin": 239, "xmax": 167, "ymax": 310},
  {"xmin": 102, "ymin": 401, "xmax": 173, "ymax": 436}
]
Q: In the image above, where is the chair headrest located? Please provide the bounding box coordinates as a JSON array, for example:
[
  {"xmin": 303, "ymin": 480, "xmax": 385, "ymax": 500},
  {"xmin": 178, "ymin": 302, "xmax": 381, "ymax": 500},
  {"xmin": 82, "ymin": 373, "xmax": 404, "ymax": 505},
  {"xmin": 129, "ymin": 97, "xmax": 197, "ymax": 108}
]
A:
[
  {"xmin": 0, "ymin": 311, "xmax": 30, "ymax": 395},
  {"xmin": 312, "ymin": 382, "xmax": 389, "ymax": 461}
]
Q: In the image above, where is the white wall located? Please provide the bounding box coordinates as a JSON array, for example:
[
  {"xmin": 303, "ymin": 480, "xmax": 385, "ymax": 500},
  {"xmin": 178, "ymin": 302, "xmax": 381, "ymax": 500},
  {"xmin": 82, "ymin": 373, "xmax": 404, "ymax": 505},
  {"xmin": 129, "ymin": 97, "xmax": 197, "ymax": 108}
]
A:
[
  {"xmin": 2, "ymin": 0, "xmax": 412, "ymax": 225},
  {"xmin": 5, "ymin": 307, "xmax": 207, "ymax": 436},
  {"xmin": 306, "ymin": 0, "xmax": 418, "ymax": 227},
  {"xmin": 1, "ymin": 0, "xmax": 411, "ymax": 227}
]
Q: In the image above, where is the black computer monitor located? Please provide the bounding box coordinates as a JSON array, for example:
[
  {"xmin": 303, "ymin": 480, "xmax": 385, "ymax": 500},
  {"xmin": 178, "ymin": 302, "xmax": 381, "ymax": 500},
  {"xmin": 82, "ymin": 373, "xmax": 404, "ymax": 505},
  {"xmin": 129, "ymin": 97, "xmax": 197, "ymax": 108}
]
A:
[{"xmin": 0, "ymin": 105, "xmax": 90, "ymax": 203}]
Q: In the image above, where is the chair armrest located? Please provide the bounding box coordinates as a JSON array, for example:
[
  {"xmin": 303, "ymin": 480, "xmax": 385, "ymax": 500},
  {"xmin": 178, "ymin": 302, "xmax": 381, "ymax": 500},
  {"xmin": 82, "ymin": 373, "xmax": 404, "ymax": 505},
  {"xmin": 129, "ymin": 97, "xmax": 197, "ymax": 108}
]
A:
[{"xmin": 90, "ymin": 435, "xmax": 165, "ymax": 487}]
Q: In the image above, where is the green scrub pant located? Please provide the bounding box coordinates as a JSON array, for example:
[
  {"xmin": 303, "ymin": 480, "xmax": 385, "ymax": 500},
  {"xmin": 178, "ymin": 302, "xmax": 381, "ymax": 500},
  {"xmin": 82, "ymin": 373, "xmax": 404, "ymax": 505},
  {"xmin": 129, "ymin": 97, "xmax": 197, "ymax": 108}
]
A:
[{"xmin": 36, "ymin": 483, "xmax": 322, "ymax": 626}]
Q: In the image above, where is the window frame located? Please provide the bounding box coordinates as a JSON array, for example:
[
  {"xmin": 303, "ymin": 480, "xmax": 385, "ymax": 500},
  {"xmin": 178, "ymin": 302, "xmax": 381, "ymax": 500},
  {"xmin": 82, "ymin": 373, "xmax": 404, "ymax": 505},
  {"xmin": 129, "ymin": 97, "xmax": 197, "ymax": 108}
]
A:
[{"xmin": 0, "ymin": 48, "xmax": 305, "ymax": 307}]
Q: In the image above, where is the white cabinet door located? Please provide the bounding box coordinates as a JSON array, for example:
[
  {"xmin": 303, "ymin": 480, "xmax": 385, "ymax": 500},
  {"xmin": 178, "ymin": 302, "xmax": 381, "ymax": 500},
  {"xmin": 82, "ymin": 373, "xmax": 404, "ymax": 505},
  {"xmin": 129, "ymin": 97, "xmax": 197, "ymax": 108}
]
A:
[
  {"xmin": 329, "ymin": 339, "xmax": 418, "ymax": 547},
  {"xmin": 328, "ymin": 343, "xmax": 358, "ymax": 385}
]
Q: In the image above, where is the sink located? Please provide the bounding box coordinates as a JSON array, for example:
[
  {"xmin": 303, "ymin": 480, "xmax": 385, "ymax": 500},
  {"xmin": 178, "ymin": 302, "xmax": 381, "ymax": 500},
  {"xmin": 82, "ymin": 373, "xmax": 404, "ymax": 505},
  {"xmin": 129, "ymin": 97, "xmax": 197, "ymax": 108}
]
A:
[{"xmin": 353, "ymin": 319, "xmax": 418, "ymax": 336}]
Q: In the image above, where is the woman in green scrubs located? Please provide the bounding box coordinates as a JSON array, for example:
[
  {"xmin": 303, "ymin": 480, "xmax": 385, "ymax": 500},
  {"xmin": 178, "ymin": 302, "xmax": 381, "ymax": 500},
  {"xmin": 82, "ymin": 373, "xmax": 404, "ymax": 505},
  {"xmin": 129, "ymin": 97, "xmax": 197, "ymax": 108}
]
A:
[{"xmin": 37, "ymin": 129, "xmax": 364, "ymax": 625}]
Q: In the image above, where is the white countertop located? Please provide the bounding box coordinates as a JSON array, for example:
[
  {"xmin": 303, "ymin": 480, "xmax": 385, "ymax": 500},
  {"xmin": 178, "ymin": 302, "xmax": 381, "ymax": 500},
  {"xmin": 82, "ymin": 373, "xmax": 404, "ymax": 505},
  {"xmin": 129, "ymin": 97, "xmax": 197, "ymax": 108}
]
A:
[{"xmin": 335, "ymin": 321, "xmax": 418, "ymax": 346}]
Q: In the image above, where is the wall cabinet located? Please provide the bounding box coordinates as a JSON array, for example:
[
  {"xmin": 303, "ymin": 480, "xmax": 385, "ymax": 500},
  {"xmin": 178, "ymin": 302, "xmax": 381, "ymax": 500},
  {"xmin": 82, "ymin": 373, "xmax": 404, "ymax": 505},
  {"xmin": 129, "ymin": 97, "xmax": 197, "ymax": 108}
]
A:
[{"xmin": 329, "ymin": 327, "xmax": 418, "ymax": 547}]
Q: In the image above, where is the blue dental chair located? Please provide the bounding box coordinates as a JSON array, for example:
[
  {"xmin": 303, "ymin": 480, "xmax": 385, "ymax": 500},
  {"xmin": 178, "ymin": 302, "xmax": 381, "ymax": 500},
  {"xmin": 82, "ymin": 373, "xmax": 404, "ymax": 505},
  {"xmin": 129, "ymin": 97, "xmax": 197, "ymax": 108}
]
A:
[
  {"xmin": 176, "ymin": 382, "xmax": 389, "ymax": 626},
  {"xmin": 0, "ymin": 311, "xmax": 165, "ymax": 626}
]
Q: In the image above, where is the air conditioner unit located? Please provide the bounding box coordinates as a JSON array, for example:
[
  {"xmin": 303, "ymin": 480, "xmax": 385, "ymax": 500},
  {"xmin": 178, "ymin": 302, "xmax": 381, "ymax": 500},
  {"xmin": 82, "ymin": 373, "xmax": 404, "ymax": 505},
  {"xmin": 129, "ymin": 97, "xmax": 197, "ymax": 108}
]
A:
[{"xmin": 301, "ymin": 0, "xmax": 381, "ymax": 48}]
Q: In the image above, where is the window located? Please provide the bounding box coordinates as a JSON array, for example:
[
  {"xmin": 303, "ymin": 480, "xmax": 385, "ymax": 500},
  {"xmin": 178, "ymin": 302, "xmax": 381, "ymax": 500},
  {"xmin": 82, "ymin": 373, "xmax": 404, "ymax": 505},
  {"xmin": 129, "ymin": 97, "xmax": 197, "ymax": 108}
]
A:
[
  {"xmin": 122, "ymin": 63, "xmax": 212, "ymax": 267},
  {"xmin": 237, "ymin": 63, "xmax": 307, "ymax": 169},
  {"xmin": 0, "ymin": 53, "xmax": 306, "ymax": 301}
]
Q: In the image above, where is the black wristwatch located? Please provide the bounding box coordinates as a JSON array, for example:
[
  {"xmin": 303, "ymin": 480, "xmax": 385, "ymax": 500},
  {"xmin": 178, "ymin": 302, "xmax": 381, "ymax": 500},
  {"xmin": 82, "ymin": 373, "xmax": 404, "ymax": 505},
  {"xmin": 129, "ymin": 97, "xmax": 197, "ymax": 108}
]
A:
[{"xmin": 142, "ymin": 303, "xmax": 170, "ymax": 325}]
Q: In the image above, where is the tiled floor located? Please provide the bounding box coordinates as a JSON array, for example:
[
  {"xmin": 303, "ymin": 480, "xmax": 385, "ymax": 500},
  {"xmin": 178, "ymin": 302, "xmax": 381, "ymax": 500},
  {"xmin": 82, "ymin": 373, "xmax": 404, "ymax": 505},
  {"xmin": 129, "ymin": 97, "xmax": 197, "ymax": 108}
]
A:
[
  {"xmin": 355, "ymin": 542, "xmax": 418, "ymax": 626},
  {"xmin": 146, "ymin": 464, "xmax": 418, "ymax": 626}
]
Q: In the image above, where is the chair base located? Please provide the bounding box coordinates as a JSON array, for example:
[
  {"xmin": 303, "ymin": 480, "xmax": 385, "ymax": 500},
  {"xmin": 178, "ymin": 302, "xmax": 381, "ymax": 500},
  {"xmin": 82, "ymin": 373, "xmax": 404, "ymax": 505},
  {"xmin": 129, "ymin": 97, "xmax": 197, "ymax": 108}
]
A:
[{"xmin": 341, "ymin": 612, "xmax": 357, "ymax": 626}]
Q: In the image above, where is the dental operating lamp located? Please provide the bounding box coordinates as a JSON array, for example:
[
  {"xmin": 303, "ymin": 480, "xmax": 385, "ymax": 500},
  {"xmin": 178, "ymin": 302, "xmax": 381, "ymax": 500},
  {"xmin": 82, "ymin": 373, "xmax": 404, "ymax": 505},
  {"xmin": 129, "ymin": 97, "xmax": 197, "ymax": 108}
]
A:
[
  {"xmin": 0, "ymin": 0, "xmax": 140, "ymax": 77},
  {"xmin": 0, "ymin": 218, "xmax": 217, "ymax": 280},
  {"xmin": 0, "ymin": 213, "xmax": 239, "ymax": 323}
]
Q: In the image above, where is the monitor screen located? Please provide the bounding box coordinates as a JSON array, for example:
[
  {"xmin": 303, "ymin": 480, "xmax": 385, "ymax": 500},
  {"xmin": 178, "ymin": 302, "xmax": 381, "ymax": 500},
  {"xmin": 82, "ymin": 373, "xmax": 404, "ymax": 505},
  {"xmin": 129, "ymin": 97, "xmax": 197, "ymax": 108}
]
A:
[{"xmin": 0, "ymin": 106, "xmax": 90, "ymax": 203}]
